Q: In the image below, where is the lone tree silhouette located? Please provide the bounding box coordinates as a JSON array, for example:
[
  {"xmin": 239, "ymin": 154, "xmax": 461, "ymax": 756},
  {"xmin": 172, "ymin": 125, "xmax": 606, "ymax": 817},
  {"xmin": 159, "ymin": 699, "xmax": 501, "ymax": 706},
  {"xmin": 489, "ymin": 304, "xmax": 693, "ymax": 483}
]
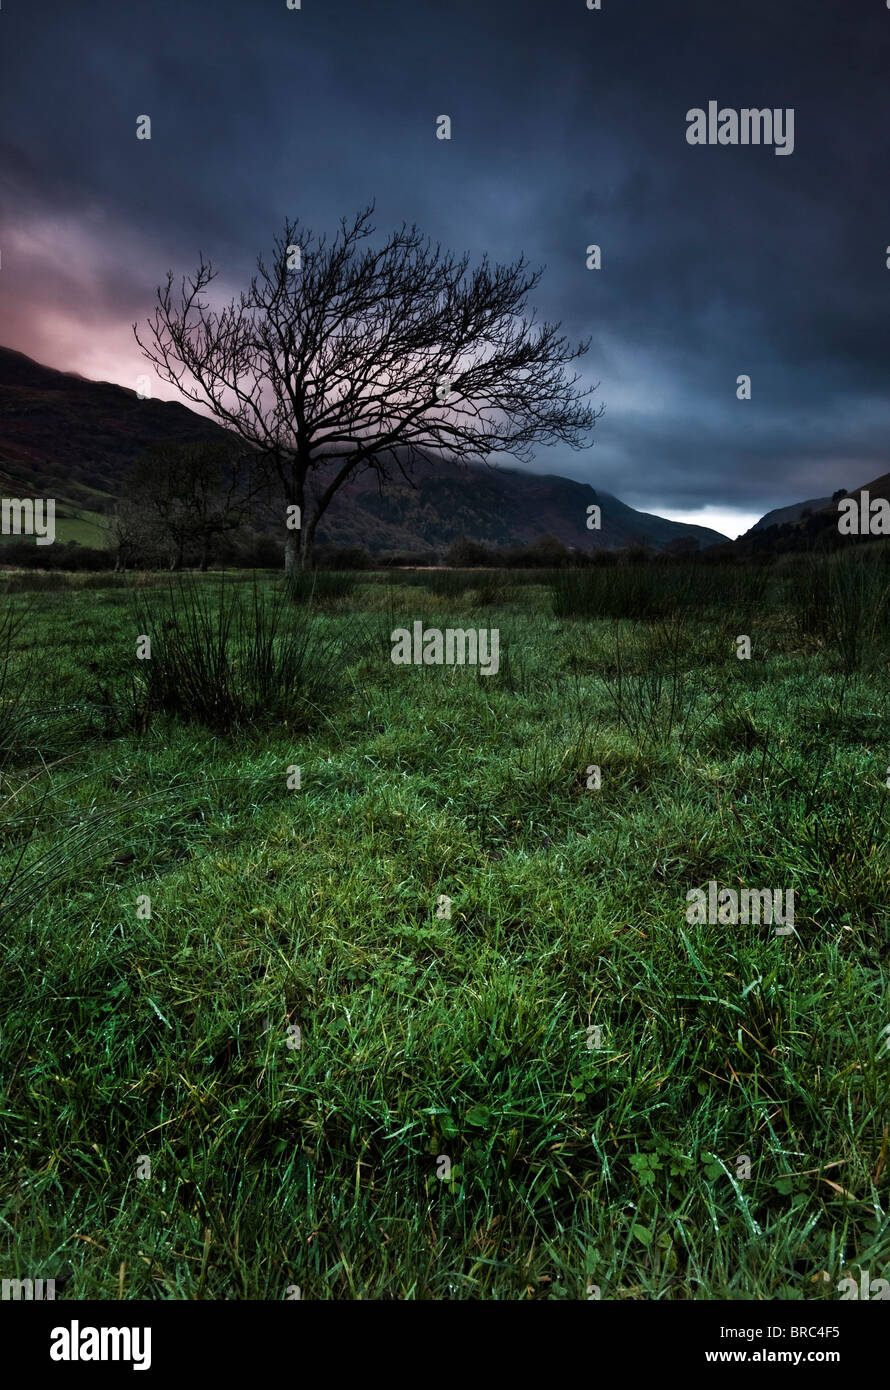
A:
[{"xmin": 135, "ymin": 205, "xmax": 602, "ymax": 572}]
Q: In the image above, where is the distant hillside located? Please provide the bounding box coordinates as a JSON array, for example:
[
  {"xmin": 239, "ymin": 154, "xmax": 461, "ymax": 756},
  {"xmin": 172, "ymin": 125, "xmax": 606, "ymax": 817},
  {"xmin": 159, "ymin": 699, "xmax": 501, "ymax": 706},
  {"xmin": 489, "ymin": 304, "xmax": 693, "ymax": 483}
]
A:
[
  {"xmin": 0, "ymin": 347, "xmax": 727, "ymax": 555},
  {"xmin": 749, "ymin": 495, "xmax": 833, "ymax": 532},
  {"xmin": 0, "ymin": 346, "xmax": 228, "ymax": 507},
  {"xmin": 313, "ymin": 463, "xmax": 726, "ymax": 553},
  {"xmin": 717, "ymin": 473, "xmax": 890, "ymax": 557}
]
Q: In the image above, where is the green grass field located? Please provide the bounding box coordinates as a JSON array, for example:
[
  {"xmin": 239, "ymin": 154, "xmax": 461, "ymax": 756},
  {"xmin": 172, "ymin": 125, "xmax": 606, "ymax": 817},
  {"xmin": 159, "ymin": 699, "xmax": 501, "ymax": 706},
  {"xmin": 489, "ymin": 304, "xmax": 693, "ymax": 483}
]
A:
[
  {"xmin": 1, "ymin": 558, "xmax": 888, "ymax": 1299},
  {"xmin": 0, "ymin": 505, "xmax": 109, "ymax": 551}
]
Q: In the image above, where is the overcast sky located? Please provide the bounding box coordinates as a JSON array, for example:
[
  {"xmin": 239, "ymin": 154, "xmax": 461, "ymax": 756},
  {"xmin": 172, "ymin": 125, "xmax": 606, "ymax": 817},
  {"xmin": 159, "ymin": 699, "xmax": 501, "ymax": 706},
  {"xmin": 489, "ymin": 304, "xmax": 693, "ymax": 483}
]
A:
[{"xmin": 2, "ymin": 0, "xmax": 888, "ymax": 537}]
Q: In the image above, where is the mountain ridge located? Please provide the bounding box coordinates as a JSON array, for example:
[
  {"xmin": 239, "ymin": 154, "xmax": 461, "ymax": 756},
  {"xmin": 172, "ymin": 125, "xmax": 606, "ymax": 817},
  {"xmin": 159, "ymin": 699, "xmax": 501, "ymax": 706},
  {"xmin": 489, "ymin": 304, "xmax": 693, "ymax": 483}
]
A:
[{"xmin": 0, "ymin": 346, "xmax": 728, "ymax": 554}]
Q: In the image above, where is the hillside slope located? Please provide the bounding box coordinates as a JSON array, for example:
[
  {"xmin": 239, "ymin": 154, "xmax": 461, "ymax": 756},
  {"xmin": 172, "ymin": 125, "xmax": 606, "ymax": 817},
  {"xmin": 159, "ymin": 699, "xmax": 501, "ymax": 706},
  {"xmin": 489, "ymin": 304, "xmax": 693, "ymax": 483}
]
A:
[
  {"xmin": 716, "ymin": 472, "xmax": 890, "ymax": 557},
  {"xmin": 0, "ymin": 347, "xmax": 727, "ymax": 554},
  {"xmin": 749, "ymin": 495, "xmax": 833, "ymax": 532},
  {"xmin": 0, "ymin": 346, "xmax": 228, "ymax": 506}
]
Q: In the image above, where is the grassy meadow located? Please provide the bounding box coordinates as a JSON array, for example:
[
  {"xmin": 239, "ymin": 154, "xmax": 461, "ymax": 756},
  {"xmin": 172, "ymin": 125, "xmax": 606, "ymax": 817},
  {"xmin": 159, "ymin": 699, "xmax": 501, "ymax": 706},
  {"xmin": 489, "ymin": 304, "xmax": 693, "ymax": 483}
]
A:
[{"xmin": 1, "ymin": 553, "xmax": 888, "ymax": 1300}]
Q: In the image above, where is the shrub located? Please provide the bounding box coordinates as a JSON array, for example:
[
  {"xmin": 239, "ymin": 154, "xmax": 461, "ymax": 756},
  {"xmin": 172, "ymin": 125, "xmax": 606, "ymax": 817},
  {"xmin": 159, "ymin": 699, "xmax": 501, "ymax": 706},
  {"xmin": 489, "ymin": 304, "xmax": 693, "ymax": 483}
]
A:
[{"xmin": 445, "ymin": 537, "xmax": 494, "ymax": 567}]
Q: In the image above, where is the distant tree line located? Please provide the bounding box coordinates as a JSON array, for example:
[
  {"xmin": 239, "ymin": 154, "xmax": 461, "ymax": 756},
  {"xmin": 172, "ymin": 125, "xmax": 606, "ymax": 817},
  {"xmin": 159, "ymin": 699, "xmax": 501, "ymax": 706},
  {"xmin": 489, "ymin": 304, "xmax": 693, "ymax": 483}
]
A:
[
  {"xmin": 8, "ymin": 483, "xmax": 883, "ymax": 572},
  {"xmin": 0, "ymin": 521, "xmax": 674, "ymax": 573},
  {"xmin": 106, "ymin": 439, "xmax": 272, "ymax": 572}
]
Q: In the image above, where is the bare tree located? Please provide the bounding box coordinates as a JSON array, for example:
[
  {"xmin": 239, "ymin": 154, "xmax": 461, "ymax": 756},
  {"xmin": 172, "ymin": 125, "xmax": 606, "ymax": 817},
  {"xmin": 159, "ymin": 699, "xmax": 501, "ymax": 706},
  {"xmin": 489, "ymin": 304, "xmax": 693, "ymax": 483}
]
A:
[
  {"xmin": 135, "ymin": 205, "xmax": 602, "ymax": 573},
  {"xmin": 126, "ymin": 440, "xmax": 255, "ymax": 570},
  {"xmin": 106, "ymin": 497, "xmax": 154, "ymax": 572},
  {"xmin": 124, "ymin": 448, "xmax": 189, "ymax": 570}
]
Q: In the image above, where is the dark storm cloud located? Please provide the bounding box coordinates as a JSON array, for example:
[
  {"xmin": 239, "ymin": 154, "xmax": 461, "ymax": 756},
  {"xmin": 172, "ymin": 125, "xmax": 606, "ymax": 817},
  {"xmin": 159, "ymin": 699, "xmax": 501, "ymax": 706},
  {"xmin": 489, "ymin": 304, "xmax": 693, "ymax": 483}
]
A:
[{"xmin": 1, "ymin": 0, "xmax": 888, "ymax": 525}]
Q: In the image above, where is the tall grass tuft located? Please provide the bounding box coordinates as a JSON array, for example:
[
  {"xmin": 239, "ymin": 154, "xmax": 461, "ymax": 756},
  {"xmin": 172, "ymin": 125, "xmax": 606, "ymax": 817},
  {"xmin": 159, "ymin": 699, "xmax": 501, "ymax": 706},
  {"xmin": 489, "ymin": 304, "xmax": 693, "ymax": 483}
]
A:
[
  {"xmin": 601, "ymin": 615, "xmax": 732, "ymax": 753},
  {"xmin": 124, "ymin": 576, "xmax": 351, "ymax": 732},
  {"xmin": 552, "ymin": 560, "xmax": 768, "ymax": 624},
  {"xmin": 791, "ymin": 547, "xmax": 890, "ymax": 672},
  {"xmin": 0, "ymin": 604, "xmax": 30, "ymax": 764},
  {"xmin": 551, "ymin": 565, "xmax": 667, "ymax": 619},
  {"xmin": 428, "ymin": 570, "xmax": 475, "ymax": 599},
  {"xmin": 285, "ymin": 570, "xmax": 356, "ymax": 604}
]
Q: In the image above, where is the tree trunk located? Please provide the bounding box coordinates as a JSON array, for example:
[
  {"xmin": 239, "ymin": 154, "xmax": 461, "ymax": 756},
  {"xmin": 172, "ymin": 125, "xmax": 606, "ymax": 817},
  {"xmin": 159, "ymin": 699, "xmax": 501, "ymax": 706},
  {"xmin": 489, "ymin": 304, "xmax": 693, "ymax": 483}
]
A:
[
  {"xmin": 199, "ymin": 534, "xmax": 210, "ymax": 572},
  {"xmin": 282, "ymin": 467, "xmax": 307, "ymax": 575},
  {"xmin": 284, "ymin": 531, "xmax": 301, "ymax": 576},
  {"xmin": 284, "ymin": 523, "xmax": 312, "ymax": 572}
]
